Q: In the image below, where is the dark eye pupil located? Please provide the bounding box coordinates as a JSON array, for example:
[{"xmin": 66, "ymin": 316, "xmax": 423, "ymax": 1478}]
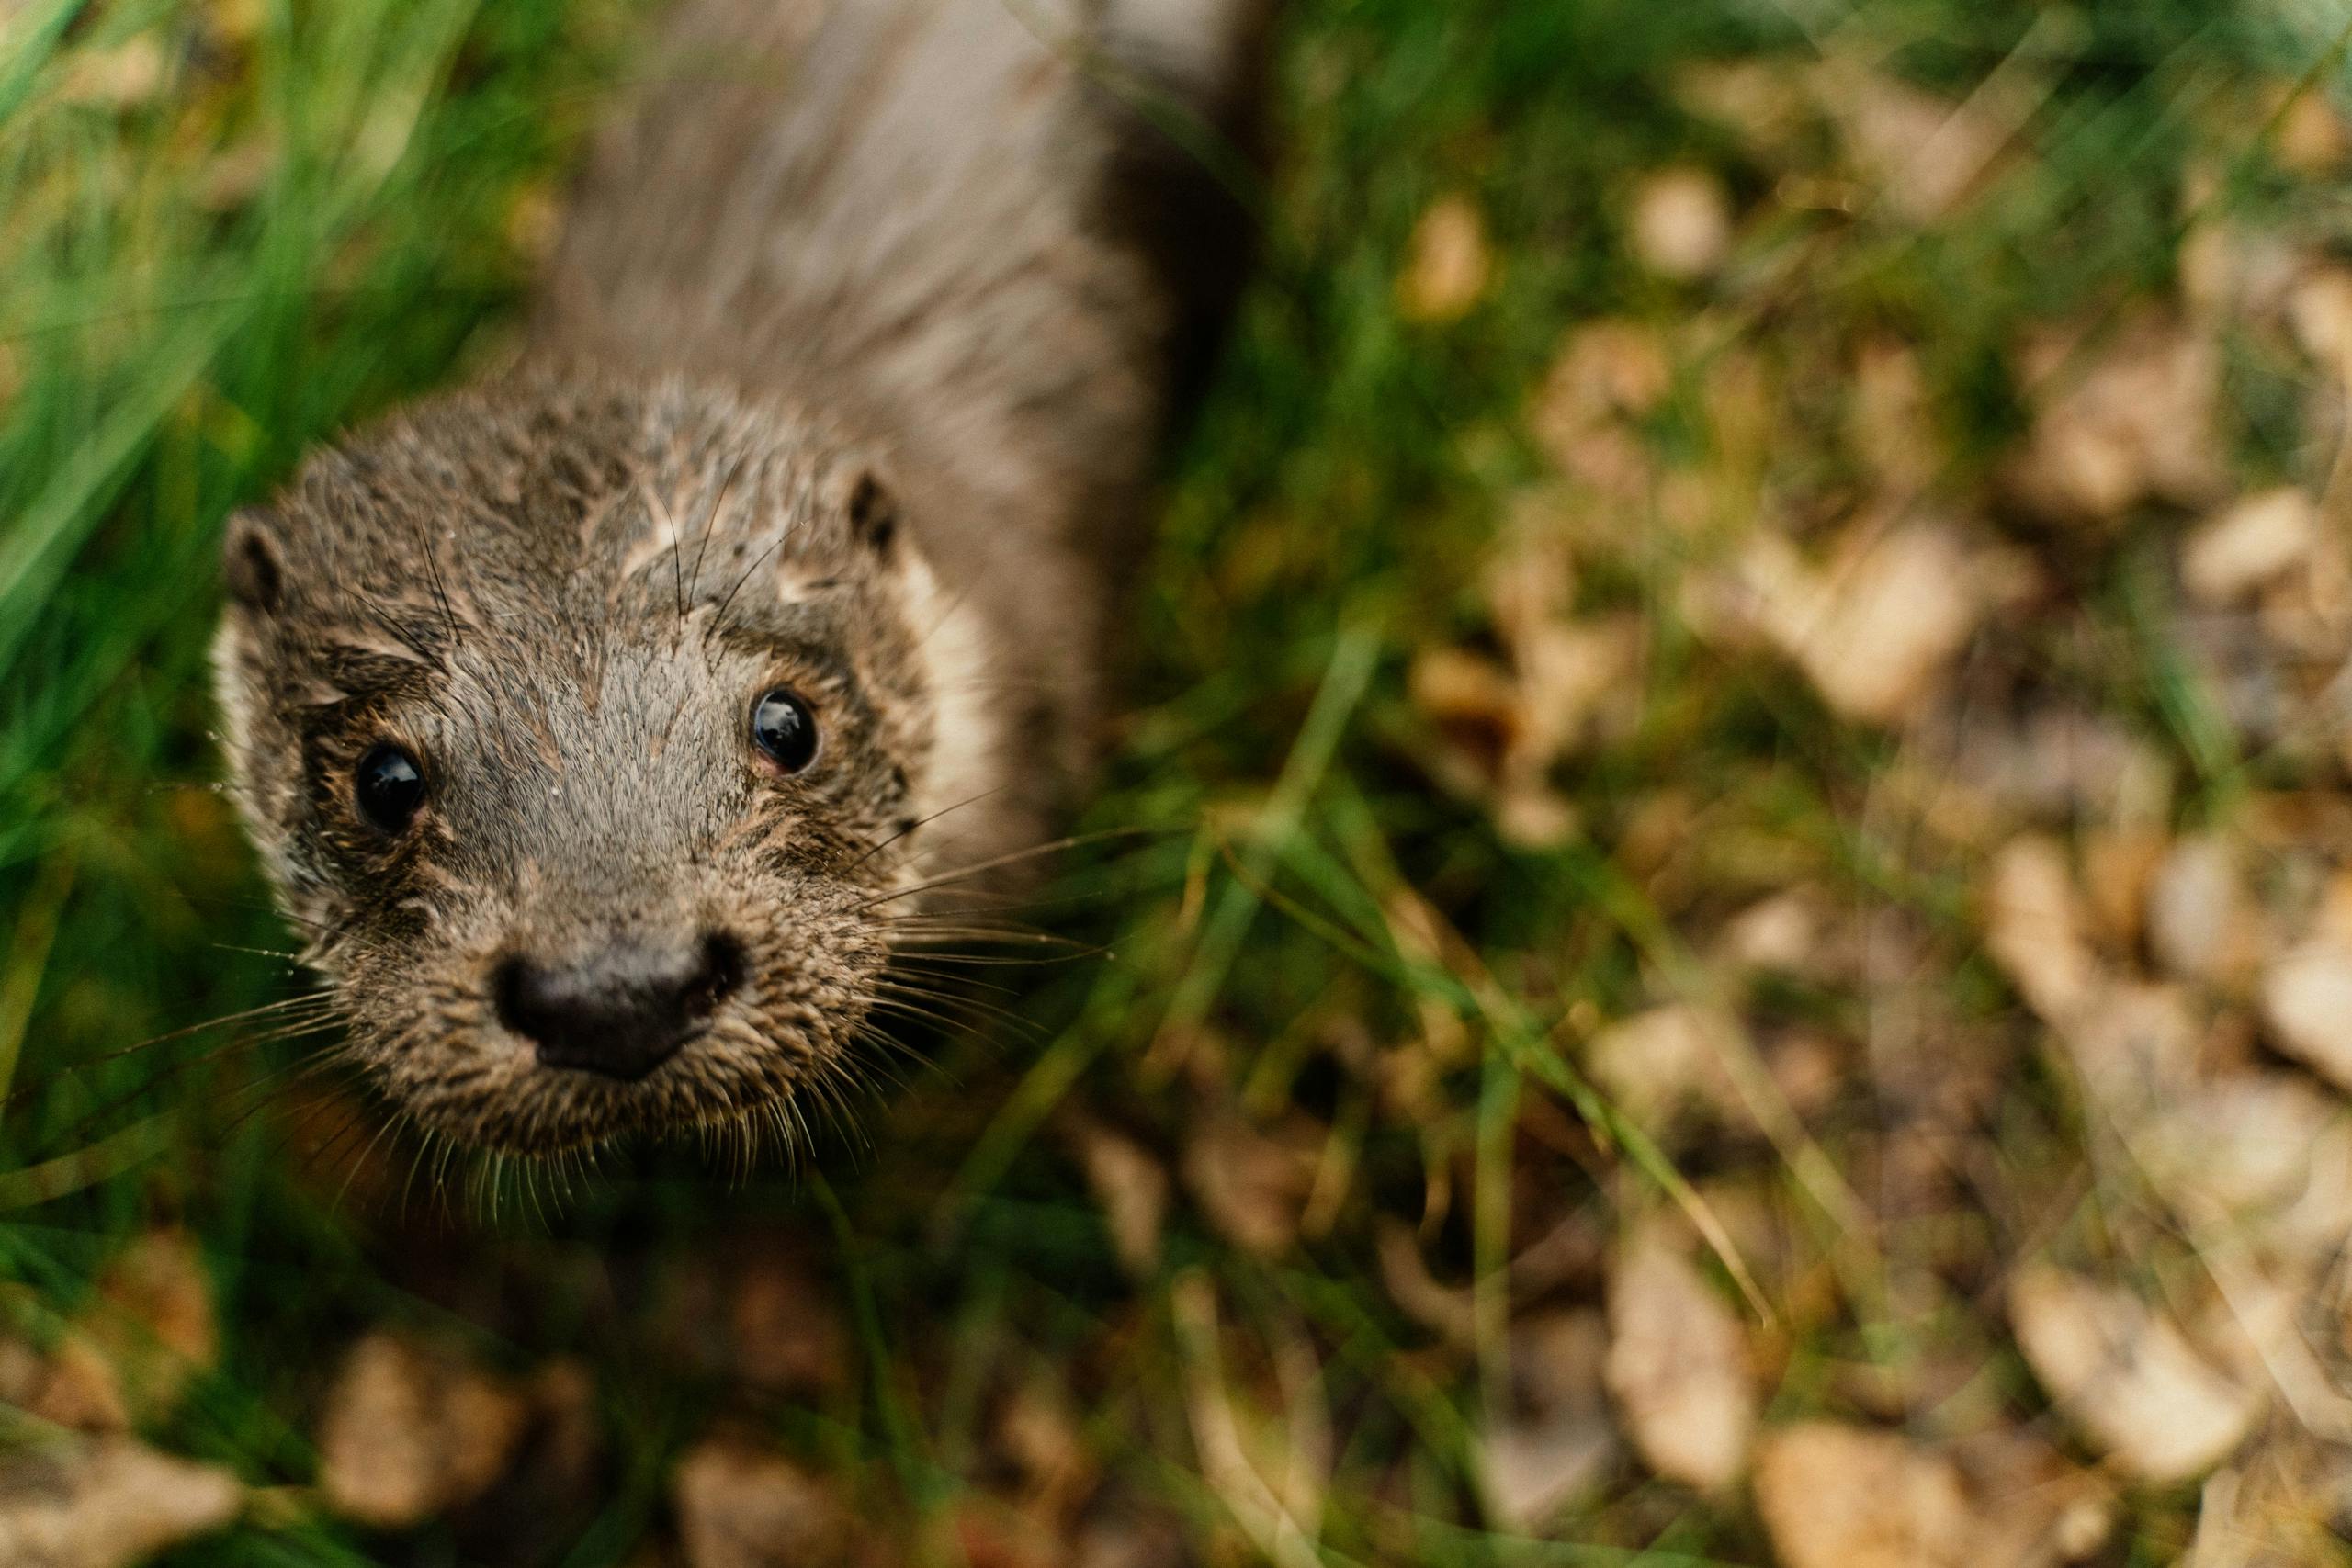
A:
[
  {"xmin": 751, "ymin": 689, "xmax": 817, "ymax": 772},
  {"xmin": 356, "ymin": 743, "xmax": 426, "ymax": 833}
]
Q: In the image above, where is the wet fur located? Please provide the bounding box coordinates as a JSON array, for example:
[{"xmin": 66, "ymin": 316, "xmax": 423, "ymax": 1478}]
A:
[{"xmin": 213, "ymin": 0, "xmax": 1260, "ymax": 1155}]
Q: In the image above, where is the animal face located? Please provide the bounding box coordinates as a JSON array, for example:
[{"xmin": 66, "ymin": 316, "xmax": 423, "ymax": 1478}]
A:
[{"xmin": 211, "ymin": 376, "xmax": 1006, "ymax": 1154}]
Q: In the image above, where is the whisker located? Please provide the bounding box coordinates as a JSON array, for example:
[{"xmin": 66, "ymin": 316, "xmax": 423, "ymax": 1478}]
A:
[
  {"xmin": 838, "ymin": 787, "xmax": 1010, "ymax": 880},
  {"xmin": 686, "ymin": 451, "xmax": 749, "ymax": 604},
  {"xmin": 855, "ymin": 827, "xmax": 1169, "ymax": 910},
  {"xmin": 3, "ymin": 992, "xmax": 341, "ymax": 1113}
]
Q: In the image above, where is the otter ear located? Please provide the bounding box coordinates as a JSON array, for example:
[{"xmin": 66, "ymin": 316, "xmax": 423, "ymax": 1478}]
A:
[
  {"xmin": 221, "ymin": 507, "xmax": 289, "ymax": 615},
  {"xmin": 848, "ymin": 471, "xmax": 899, "ymax": 554},
  {"xmin": 821, "ymin": 462, "xmax": 899, "ymax": 558}
]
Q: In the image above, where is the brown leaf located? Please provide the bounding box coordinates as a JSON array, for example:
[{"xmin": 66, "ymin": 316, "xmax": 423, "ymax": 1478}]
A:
[
  {"xmin": 996, "ymin": 1376, "xmax": 1097, "ymax": 1519},
  {"xmin": 1754, "ymin": 1423, "xmax": 1975, "ymax": 1568},
  {"xmin": 1673, "ymin": 61, "xmax": 1814, "ymax": 162},
  {"xmin": 2009, "ymin": 1267, "xmax": 2260, "ymax": 1483},
  {"xmin": 1478, "ymin": 1311, "xmax": 1616, "ymax": 1532},
  {"xmin": 1396, "ymin": 195, "xmax": 1493, "ymax": 322},
  {"xmin": 1719, "ymin": 889, "xmax": 1825, "ymax": 976},
  {"xmin": 1629, "ymin": 167, "xmax": 1732, "ymax": 280},
  {"xmin": 2055, "ymin": 980, "xmax": 2199, "ymax": 1115},
  {"xmin": 1071, "ymin": 1120, "xmax": 1170, "ymax": 1278},
  {"xmin": 1602, "ymin": 1226, "xmax": 1757, "ymax": 1490},
  {"xmin": 1586, "ymin": 1003, "xmax": 1743, "ymax": 1132},
  {"xmin": 1182, "ymin": 1111, "xmax": 1317, "ymax": 1259},
  {"xmin": 2137, "ymin": 1072, "xmax": 2344, "ymax": 1232},
  {"xmin": 2147, "ymin": 834, "xmax": 2257, "ymax": 987},
  {"xmin": 0, "ymin": 1436, "xmax": 243, "ymax": 1568},
  {"xmin": 2003, "ymin": 312, "xmax": 2227, "ymax": 525},
  {"xmin": 30, "ymin": 1229, "xmax": 218, "ymax": 1432},
  {"xmin": 1704, "ymin": 519, "xmax": 2018, "ymax": 727},
  {"xmin": 1849, "ymin": 339, "xmax": 1938, "ymax": 499},
  {"xmin": 673, "ymin": 1439, "xmax": 854, "ymax": 1568},
  {"xmin": 56, "ymin": 36, "xmax": 167, "ymax": 109},
  {"xmin": 1479, "ymin": 1415, "xmax": 1614, "ymax": 1536},
  {"xmin": 316, "ymin": 1332, "xmax": 530, "ymax": 1529},
  {"xmin": 2290, "ymin": 265, "xmax": 2352, "ymax": 382},
  {"xmin": 1374, "ymin": 1221, "xmax": 1475, "ymax": 1348},
  {"xmin": 2273, "ymin": 85, "xmax": 2351, "ymax": 176},
  {"xmin": 2261, "ymin": 933, "xmax": 2352, "ymax": 1095},
  {"xmin": 1529, "ymin": 321, "xmax": 1670, "ymax": 501},
  {"xmin": 1984, "ymin": 836, "xmax": 2099, "ymax": 1024},
  {"xmin": 1817, "ymin": 64, "xmax": 2023, "ymax": 225},
  {"xmin": 2183, "ymin": 489, "xmax": 2318, "ymax": 604},
  {"xmin": 1757, "ymin": 1422, "xmax": 2111, "ymax": 1568}
]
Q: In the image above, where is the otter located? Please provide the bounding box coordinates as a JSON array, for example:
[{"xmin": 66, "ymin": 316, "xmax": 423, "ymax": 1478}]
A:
[{"xmin": 210, "ymin": 0, "xmax": 1261, "ymax": 1155}]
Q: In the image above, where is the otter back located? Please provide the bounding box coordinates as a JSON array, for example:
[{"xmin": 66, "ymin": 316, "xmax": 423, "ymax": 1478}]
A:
[{"xmin": 535, "ymin": 0, "xmax": 1261, "ymax": 782}]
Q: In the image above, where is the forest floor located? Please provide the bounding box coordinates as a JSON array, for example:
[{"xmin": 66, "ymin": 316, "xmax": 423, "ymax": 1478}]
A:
[{"xmin": 6, "ymin": 0, "xmax": 2352, "ymax": 1564}]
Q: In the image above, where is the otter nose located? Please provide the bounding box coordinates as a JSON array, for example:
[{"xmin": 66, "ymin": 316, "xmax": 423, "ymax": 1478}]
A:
[{"xmin": 494, "ymin": 934, "xmax": 741, "ymax": 1081}]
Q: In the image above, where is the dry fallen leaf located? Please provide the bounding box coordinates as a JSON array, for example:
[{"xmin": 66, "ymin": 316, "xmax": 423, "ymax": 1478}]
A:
[
  {"xmin": 1960, "ymin": 1431, "xmax": 2116, "ymax": 1567},
  {"xmin": 2290, "ymin": 265, "xmax": 2352, "ymax": 384},
  {"xmin": 1754, "ymin": 1423, "xmax": 1975, "ymax": 1568},
  {"xmin": 2055, "ymin": 979, "xmax": 2199, "ymax": 1120},
  {"xmin": 2009, "ymin": 1267, "xmax": 2260, "ymax": 1483},
  {"xmin": 1757, "ymin": 1421, "xmax": 2111, "ymax": 1568},
  {"xmin": 1817, "ymin": 63, "xmax": 2022, "ymax": 225},
  {"xmin": 55, "ymin": 36, "xmax": 167, "ymax": 109},
  {"xmin": 316, "ymin": 1331, "xmax": 530, "ymax": 1529},
  {"xmin": 0, "ymin": 1436, "xmax": 243, "ymax": 1568},
  {"xmin": 1529, "ymin": 321, "xmax": 1670, "ymax": 502},
  {"xmin": 2003, "ymin": 312, "xmax": 2227, "ymax": 525},
  {"xmin": 2273, "ymin": 84, "xmax": 2351, "ymax": 175},
  {"xmin": 1719, "ymin": 889, "xmax": 1824, "ymax": 975},
  {"xmin": 1478, "ymin": 1310, "xmax": 1616, "ymax": 1532},
  {"xmin": 1585, "ymin": 1003, "xmax": 1742, "ymax": 1132},
  {"xmin": 1673, "ymin": 60, "xmax": 1814, "ymax": 163},
  {"xmin": 1719, "ymin": 521, "xmax": 2000, "ymax": 726},
  {"xmin": 1182, "ymin": 1110, "xmax": 1318, "ymax": 1259},
  {"xmin": 2183, "ymin": 489, "xmax": 2317, "ymax": 604},
  {"xmin": 2147, "ymin": 833, "xmax": 2256, "ymax": 988},
  {"xmin": 1984, "ymin": 835, "xmax": 2099, "ymax": 1024},
  {"xmin": 1602, "ymin": 1226, "xmax": 1757, "ymax": 1491},
  {"xmin": 673, "ymin": 1438, "xmax": 854, "ymax": 1568},
  {"xmin": 1629, "ymin": 166, "xmax": 1732, "ymax": 280},
  {"xmin": 2136, "ymin": 1072, "xmax": 2343, "ymax": 1231},
  {"xmin": 29, "ymin": 1228, "xmax": 217, "ymax": 1432},
  {"xmin": 1374, "ymin": 1221, "xmax": 1475, "ymax": 1348},
  {"xmin": 1396, "ymin": 194, "xmax": 1492, "ymax": 322},
  {"xmin": 2260, "ymin": 935, "xmax": 2352, "ymax": 1096},
  {"xmin": 1072, "ymin": 1119, "xmax": 1170, "ymax": 1278},
  {"xmin": 1410, "ymin": 516, "xmax": 1651, "ymax": 847}
]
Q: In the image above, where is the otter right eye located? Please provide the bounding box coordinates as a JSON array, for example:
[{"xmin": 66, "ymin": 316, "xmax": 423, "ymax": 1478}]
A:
[
  {"xmin": 750, "ymin": 688, "xmax": 819, "ymax": 773},
  {"xmin": 355, "ymin": 743, "xmax": 426, "ymax": 834}
]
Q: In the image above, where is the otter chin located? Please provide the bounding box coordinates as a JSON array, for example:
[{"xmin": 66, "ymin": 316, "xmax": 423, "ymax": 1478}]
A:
[{"xmin": 212, "ymin": 379, "xmax": 1008, "ymax": 1156}]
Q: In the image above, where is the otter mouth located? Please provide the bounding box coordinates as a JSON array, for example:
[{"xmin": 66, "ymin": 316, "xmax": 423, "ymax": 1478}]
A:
[
  {"xmin": 348, "ymin": 920, "xmax": 874, "ymax": 1158},
  {"xmin": 383, "ymin": 1014, "xmax": 842, "ymax": 1157}
]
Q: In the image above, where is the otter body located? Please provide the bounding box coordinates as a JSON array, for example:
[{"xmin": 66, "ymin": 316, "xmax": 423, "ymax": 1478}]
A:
[{"xmin": 211, "ymin": 0, "xmax": 1257, "ymax": 1153}]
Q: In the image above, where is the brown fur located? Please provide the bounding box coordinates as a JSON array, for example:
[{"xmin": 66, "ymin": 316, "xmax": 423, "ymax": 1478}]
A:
[{"xmin": 212, "ymin": 0, "xmax": 1261, "ymax": 1153}]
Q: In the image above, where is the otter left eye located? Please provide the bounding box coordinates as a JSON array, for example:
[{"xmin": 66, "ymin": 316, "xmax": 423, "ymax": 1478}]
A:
[
  {"xmin": 750, "ymin": 688, "xmax": 819, "ymax": 773},
  {"xmin": 355, "ymin": 742, "xmax": 427, "ymax": 834}
]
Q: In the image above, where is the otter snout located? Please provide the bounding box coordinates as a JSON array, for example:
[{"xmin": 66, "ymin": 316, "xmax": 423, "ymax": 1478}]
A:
[{"xmin": 493, "ymin": 933, "xmax": 744, "ymax": 1081}]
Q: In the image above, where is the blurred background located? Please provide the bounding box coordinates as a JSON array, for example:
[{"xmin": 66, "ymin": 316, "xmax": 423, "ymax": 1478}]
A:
[{"xmin": 6, "ymin": 0, "xmax": 2352, "ymax": 1562}]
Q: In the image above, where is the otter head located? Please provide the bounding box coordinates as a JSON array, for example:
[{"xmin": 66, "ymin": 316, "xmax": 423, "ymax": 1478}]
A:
[{"xmin": 210, "ymin": 375, "xmax": 1008, "ymax": 1154}]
